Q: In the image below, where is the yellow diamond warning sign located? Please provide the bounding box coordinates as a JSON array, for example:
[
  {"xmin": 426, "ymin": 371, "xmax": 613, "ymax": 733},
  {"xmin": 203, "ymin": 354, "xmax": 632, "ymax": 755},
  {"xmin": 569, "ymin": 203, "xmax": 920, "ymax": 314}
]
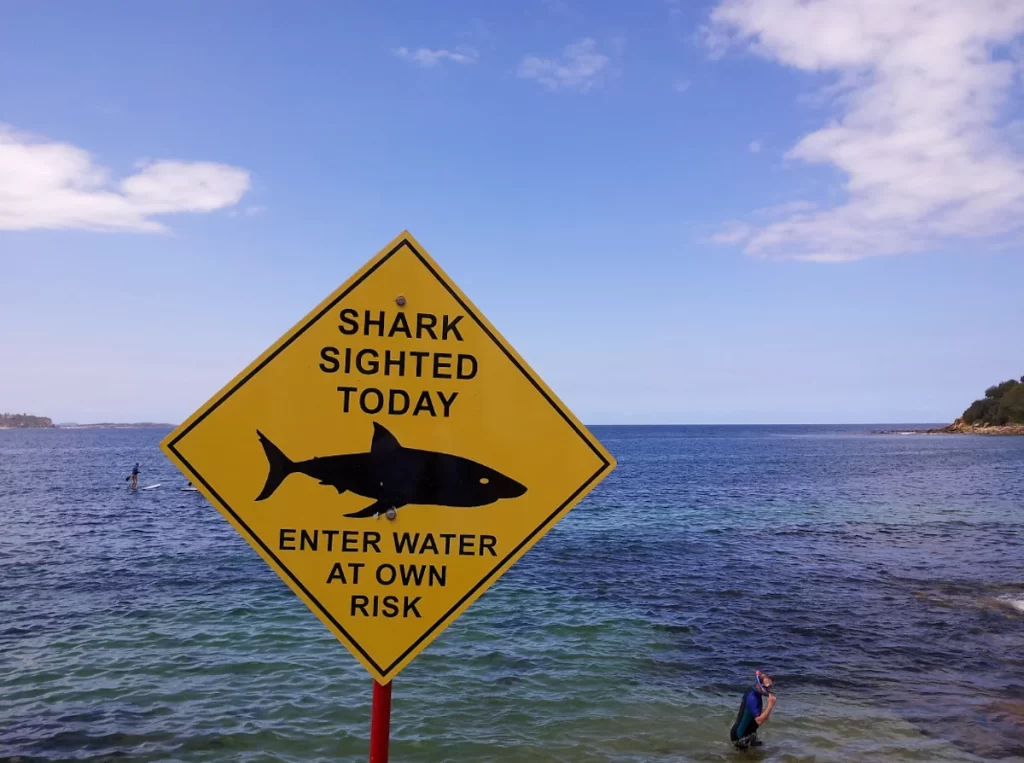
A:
[{"xmin": 160, "ymin": 231, "xmax": 616, "ymax": 683}]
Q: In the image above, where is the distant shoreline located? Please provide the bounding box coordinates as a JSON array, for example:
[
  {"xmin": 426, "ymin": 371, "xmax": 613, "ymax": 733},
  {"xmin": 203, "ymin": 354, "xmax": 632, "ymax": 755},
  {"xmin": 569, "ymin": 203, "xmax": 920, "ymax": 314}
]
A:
[
  {"xmin": 0, "ymin": 423, "xmax": 174, "ymax": 430},
  {"xmin": 58, "ymin": 423, "xmax": 175, "ymax": 430},
  {"xmin": 874, "ymin": 420, "xmax": 1024, "ymax": 436}
]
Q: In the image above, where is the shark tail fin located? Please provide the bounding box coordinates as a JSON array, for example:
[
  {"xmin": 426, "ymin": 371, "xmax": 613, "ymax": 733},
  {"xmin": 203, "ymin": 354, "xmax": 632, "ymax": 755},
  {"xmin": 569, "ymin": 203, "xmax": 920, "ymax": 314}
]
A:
[{"xmin": 255, "ymin": 430, "xmax": 295, "ymax": 501}]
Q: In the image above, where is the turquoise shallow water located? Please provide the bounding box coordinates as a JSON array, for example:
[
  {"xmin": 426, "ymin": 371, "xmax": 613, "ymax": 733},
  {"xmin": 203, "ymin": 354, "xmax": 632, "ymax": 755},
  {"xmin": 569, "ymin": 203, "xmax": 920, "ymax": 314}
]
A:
[{"xmin": 2, "ymin": 425, "xmax": 1023, "ymax": 762}]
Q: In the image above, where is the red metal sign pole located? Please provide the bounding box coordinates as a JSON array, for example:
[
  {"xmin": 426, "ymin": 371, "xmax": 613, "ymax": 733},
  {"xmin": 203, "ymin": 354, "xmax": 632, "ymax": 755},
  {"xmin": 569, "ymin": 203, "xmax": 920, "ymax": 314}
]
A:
[{"xmin": 369, "ymin": 680, "xmax": 392, "ymax": 763}]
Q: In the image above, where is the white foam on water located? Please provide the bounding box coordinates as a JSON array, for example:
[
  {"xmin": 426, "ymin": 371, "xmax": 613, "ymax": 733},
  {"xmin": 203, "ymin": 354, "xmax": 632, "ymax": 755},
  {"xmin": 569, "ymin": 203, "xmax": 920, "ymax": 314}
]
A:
[{"xmin": 996, "ymin": 595, "xmax": 1024, "ymax": 613}]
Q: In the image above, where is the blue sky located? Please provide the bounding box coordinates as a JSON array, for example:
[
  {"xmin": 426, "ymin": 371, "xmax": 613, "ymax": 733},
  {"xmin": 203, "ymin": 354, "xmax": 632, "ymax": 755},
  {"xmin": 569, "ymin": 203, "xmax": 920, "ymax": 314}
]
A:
[{"xmin": 2, "ymin": 0, "xmax": 1023, "ymax": 425}]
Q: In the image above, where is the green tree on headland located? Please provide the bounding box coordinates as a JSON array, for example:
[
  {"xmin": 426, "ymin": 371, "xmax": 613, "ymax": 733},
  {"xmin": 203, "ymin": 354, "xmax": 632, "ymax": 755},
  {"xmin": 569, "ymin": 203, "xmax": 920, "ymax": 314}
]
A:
[
  {"xmin": 962, "ymin": 376, "xmax": 1024, "ymax": 426},
  {"xmin": 0, "ymin": 413, "xmax": 54, "ymax": 428}
]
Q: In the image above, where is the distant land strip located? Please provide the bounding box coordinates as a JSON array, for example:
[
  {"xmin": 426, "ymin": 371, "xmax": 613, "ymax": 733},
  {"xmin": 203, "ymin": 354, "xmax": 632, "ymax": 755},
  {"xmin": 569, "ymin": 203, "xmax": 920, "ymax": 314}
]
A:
[
  {"xmin": 0, "ymin": 414, "xmax": 173, "ymax": 430},
  {"xmin": 874, "ymin": 374, "xmax": 1024, "ymax": 436},
  {"xmin": 0, "ymin": 413, "xmax": 54, "ymax": 428},
  {"xmin": 874, "ymin": 423, "xmax": 1024, "ymax": 436},
  {"xmin": 58, "ymin": 422, "xmax": 175, "ymax": 429}
]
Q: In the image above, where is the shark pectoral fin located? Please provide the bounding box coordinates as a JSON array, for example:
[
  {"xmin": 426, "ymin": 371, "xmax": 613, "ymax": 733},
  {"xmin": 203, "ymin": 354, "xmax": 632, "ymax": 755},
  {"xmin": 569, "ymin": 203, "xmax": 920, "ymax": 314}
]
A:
[
  {"xmin": 320, "ymin": 481, "xmax": 348, "ymax": 495},
  {"xmin": 344, "ymin": 499, "xmax": 404, "ymax": 519}
]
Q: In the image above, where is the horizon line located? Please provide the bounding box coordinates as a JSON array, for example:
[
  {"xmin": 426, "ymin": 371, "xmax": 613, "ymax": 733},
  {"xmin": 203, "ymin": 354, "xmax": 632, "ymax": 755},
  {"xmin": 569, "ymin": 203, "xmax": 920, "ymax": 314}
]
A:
[{"xmin": 10, "ymin": 420, "xmax": 955, "ymax": 429}]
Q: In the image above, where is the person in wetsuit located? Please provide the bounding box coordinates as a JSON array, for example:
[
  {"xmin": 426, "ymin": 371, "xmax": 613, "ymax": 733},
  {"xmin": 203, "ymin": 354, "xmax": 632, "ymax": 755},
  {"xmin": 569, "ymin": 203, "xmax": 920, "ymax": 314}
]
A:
[{"xmin": 729, "ymin": 670, "xmax": 775, "ymax": 749}]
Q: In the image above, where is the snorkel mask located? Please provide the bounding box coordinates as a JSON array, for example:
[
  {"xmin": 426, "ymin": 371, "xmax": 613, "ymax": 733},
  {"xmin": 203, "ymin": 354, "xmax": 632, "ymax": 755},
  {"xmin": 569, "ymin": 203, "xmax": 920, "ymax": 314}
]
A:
[{"xmin": 755, "ymin": 670, "xmax": 774, "ymax": 695}]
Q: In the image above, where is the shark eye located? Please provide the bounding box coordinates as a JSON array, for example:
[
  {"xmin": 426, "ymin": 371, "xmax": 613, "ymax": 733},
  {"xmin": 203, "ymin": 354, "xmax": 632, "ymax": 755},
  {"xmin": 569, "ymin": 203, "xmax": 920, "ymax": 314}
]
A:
[{"xmin": 479, "ymin": 477, "xmax": 490, "ymax": 485}]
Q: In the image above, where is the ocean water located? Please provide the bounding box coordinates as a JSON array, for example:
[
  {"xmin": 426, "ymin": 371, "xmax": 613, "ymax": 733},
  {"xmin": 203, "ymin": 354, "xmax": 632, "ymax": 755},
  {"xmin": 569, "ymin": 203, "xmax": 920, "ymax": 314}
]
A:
[{"xmin": 1, "ymin": 425, "xmax": 1023, "ymax": 762}]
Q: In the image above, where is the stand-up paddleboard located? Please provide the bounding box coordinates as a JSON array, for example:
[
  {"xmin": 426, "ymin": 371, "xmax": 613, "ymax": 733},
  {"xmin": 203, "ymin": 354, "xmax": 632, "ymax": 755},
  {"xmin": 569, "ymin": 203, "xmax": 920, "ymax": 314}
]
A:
[
  {"xmin": 180, "ymin": 486, "xmax": 198, "ymax": 492},
  {"xmin": 141, "ymin": 484, "xmax": 161, "ymax": 490}
]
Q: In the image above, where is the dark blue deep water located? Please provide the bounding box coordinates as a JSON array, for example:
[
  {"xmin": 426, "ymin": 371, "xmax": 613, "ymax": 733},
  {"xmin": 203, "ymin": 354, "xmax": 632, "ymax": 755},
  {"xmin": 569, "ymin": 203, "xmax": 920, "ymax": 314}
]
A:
[{"xmin": 2, "ymin": 426, "xmax": 1023, "ymax": 762}]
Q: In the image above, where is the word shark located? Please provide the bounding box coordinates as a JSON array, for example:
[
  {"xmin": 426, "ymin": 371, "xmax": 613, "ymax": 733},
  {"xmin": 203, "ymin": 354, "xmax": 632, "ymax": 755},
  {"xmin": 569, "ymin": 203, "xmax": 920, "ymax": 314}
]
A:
[{"xmin": 255, "ymin": 422, "xmax": 527, "ymax": 519}]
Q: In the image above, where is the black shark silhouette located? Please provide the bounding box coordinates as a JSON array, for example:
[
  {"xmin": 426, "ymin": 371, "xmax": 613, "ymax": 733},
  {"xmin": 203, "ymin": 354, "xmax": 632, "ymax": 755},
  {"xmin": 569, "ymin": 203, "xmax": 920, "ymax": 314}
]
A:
[{"xmin": 254, "ymin": 422, "xmax": 527, "ymax": 518}]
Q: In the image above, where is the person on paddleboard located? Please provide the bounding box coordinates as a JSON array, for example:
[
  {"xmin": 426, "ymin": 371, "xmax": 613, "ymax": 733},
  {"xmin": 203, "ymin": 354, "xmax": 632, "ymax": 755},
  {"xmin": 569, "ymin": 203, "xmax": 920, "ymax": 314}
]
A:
[
  {"xmin": 729, "ymin": 670, "xmax": 775, "ymax": 749},
  {"xmin": 127, "ymin": 462, "xmax": 140, "ymax": 491}
]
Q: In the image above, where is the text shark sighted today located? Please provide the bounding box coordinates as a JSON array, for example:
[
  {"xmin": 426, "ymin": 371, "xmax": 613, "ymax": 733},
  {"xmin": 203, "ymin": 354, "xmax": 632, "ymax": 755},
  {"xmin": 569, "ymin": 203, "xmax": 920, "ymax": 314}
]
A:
[{"xmin": 318, "ymin": 309, "xmax": 475, "ymax": 418}]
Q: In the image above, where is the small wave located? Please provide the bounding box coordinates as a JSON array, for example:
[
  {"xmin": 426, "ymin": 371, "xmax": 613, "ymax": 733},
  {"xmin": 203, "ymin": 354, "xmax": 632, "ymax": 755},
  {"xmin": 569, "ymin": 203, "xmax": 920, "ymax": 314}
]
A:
[{"xmin": 1005, "ymin": 597, "xmax": 1024, "ymax": 613}]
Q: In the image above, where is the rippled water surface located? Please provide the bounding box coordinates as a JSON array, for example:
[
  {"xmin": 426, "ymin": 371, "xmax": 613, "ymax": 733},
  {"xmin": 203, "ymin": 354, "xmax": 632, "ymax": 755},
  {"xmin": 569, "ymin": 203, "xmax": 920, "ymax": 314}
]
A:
[{"xmin": 2, "ymin": 426, "xmax": 1023, "ymax": 762}]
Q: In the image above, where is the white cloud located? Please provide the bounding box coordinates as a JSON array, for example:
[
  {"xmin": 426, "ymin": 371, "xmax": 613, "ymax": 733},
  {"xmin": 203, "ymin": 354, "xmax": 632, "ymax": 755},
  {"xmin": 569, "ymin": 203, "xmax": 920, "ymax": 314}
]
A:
[
  {"xmin": 230, "ymin": 204, "xmax": 267, "ymax": 219},
  {"xmin": 0, "ymin": 125, "xmax": 250, "ymax": 233},
  {"xmin": 674, "ymin": 79, "xmax": 692, "ymax": 93},
  {"xmin": 518, "ymin": 38, "xmax": 610, "ymax": 92},
  {"xmin": 754, "ymin": 200, "xmax": 817, "ymax": 217},
  {"xmin": 748, "ymin": 140, "xmax": 762, "ymax": 153},
  {"xmin": 706, "ymin": 0, "xmax": 1024, "ymax": 261},
  {"xmin": 710, "ymin": 222, "xmax": 751, "ymax": 244},
  {"xmin": 392, "ymin": 46, "xmax": 478, "ymax": 67}
]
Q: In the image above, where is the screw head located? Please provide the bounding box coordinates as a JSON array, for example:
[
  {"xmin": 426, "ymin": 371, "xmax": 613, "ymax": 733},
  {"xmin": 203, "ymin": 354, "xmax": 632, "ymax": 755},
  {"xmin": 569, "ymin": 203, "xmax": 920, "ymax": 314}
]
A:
[
  {"xmin": 396, "ymin": 295, "xmax": 406, "ymax": 307},
  {"xmin": 385, "ymin": 507, "xmax": 397, "ymax": 521}
]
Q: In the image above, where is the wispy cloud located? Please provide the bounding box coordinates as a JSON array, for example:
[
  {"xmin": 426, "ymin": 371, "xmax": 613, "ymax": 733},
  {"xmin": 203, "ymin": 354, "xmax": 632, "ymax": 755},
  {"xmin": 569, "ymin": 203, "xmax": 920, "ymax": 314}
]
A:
[
  {"xmin": 518, "ymin": 38, "xmax": 610, "ymax": 92},
  {"xmin": 0, "ymin": 125, "xmax": 250, "ymax": 233},
  {"xmin": 392, "ymin": 46, "xmax": 479, "ymax": 67},
  {"xmin": 710, "ymin": 222, "xmax": 751, "ymax": 244},
  {"xmin": 674, "ymin": 78, "xmax": 692, "ymax": 93},
  {"xmin": 748, "ymin": 140, "xmax": 762, "ymax": 154},
  {"xmin": 231, "ymin": 204, "xmax": 266, "ymax": 219},
  {"xmin": 465, "ymin": 18, "xmax": 495, "ymax": 47},
  {"xmin": 706, "ymin": 0, "xmax": 1024, "ymax": 262},
  {"xmin": 753, "ymin": 200, "xmax": 817, "ymax": 217}
]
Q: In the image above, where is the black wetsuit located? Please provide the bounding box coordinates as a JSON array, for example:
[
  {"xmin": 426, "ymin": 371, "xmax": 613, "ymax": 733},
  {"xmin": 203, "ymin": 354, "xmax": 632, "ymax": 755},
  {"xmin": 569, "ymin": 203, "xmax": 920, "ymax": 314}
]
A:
[{"xmin": 729, "ymin": 687, "xmax": 763, "ymax": 747}]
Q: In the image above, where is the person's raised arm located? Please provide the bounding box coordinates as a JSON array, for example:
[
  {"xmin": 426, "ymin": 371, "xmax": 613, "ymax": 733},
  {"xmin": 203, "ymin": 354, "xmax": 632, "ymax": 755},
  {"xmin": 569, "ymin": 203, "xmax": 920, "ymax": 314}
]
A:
[{"xmin": 755, "ymin": 693, "xmax": 776, "ymax": 725}]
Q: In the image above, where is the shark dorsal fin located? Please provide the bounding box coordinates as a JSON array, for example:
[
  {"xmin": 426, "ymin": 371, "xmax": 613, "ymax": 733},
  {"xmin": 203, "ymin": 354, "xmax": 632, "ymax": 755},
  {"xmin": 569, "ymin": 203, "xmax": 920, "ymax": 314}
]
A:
[{"xmin": 371, "ymin": 422, "xmax": 402, "ymax": 454}]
